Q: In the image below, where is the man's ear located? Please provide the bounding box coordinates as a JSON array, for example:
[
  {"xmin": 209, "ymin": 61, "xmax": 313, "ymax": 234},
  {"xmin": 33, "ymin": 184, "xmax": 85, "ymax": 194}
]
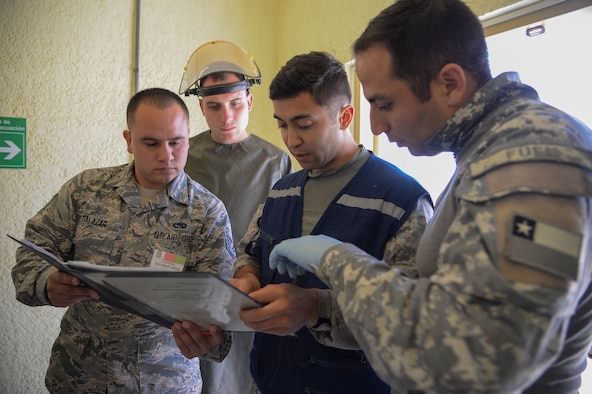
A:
[
  {"xmin": 339, "ymin": 104, "xmax": 355, "ymax": 130},
  {"xmin": 247, "ymin": 92, "xmax": 254, "ymax": 112},
  {"xmin": 198, "ymin": 98, "xmax": 205, "ymax": 115},
  {"xmin": 437, "ymin": 63, "xmax": 467, "ymax": 107},
  {"xmin": 123, "ymin": 130, "xmax": 133, "ymax": 154}
]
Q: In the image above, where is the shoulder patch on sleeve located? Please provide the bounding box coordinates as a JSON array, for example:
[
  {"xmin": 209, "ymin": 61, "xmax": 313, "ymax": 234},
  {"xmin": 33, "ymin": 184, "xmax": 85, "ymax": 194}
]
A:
[
  {"xmin": 469, "ymin": 144, "xmax": 592, "ymax": 177},
  {"xmin": 505, "ymin": 214, "xmax": 582, "ymax": 281},
  {"xmin": 460, "ymin": 161, "xmax": 592, "ymax": 203}
]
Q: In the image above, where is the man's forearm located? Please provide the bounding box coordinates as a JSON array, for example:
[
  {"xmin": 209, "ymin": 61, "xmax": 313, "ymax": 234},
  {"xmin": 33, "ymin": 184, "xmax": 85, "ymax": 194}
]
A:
[{"xmin": 232, "ymin": 265, "xmax": 261, "ymax": 293}]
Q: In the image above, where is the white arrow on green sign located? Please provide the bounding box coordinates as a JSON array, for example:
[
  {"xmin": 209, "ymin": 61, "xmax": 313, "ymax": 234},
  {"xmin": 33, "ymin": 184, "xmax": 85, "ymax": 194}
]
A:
[
  {"xmin": 0, "ymin": 116, "xmax": 26, "ymax": 169},
  {"xmin": 0, "ymin": 140, "xmax": 22, "ymax": 160}
]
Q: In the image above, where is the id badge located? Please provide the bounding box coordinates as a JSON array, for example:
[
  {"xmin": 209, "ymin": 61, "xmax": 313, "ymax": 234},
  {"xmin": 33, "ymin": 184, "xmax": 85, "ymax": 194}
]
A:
[{"xmin": 149, "ymin": 249, "xmax": 187, "ymax": 272}]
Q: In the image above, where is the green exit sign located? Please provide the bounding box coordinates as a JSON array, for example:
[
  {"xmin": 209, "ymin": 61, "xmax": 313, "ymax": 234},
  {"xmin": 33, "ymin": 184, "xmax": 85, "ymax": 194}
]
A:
[{"xmin": 0, "ymin": 117, "xmax": 26, "ymax": 169}]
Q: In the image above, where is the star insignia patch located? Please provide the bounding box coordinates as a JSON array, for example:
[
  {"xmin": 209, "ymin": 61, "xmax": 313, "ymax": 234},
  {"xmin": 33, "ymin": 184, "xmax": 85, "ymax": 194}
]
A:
[{"xmin": 506, "ymin": 214, "xmax": 581, "ymax": 280}]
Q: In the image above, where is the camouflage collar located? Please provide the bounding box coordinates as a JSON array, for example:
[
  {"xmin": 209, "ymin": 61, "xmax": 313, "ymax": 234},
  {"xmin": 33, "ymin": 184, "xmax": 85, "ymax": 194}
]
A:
[
  {"xmin": 117, "ymin": 163, "xmax": 190, "ymax": 206},
  {"xmin": 426, "ymin": 72, "xmax": 536, "ymax": 157}
]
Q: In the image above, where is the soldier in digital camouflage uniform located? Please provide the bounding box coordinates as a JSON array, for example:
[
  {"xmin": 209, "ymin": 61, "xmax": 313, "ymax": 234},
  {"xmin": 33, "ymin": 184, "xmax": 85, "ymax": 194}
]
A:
[
  {"xmin": 12, "ymin": 88, "xmax": 235, "ymax": 394},
  {"xmin": 268, "ymin": 1, "xmax": 592, "ymax": 393}
]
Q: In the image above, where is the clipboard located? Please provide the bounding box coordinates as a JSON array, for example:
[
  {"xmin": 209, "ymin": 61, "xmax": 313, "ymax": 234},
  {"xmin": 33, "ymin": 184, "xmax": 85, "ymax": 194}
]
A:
[{"xmin": 8, "ymin": 234, "xmax": 261, "ymax": 331}]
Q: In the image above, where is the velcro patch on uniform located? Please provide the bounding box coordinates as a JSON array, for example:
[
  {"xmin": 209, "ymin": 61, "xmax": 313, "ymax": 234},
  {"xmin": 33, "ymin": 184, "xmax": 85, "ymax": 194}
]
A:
[
  {"xmin": 469, "ymin": 144, "xmax": 592, "ymax": 178},
  {"xmin": 505, "ymin": 214, "xmax": 581, "ymax": 280}
]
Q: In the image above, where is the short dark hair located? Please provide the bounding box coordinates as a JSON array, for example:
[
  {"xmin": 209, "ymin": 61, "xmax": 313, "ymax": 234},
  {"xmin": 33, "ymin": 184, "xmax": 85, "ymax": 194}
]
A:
[
  {"xmin": 126, "ymin": 88, "xmax": 189, "ymax": 129},
  {"xmin": 270, "ymin": 51, "xmax": 351, "ymax": 116},
  {"xmin": 353, "ymin": 0, "xmax": 491, "ymax": 102}
]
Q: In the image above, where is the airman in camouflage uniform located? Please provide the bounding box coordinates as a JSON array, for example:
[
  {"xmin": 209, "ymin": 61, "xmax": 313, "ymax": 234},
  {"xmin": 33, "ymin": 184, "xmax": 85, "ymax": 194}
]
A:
[
  {"xmin": 268, "ymin": 1, "xmax": 592, "ymax": 393},
  {"xmin": 12, "ymin": 88, "xmax": 235, "ymax": 393}
]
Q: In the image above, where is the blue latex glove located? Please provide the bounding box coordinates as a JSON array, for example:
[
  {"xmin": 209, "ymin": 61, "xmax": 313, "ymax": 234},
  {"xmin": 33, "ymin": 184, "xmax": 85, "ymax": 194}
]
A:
[{"xmin": 269, "ymin": 235, "xmax": 342, "ymax": 279}]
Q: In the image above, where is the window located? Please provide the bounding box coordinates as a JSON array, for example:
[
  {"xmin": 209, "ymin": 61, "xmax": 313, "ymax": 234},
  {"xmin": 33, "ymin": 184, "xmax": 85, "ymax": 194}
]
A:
[
  {"xmin": 347, "ymin": 0, "xmax": 592, "ymax": 203},
  {"xmin": 485, "ymin": 1, "xmax": 592, "ymax": 129}
]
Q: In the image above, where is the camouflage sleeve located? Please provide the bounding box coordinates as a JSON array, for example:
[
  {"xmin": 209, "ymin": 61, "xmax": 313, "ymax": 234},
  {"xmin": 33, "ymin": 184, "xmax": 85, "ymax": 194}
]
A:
[
  {"xmin": 188, "ymin": 190, "xmax": 237, "ymax": 361},
  {"xmin": 11, "ymin": 177, "xmax": 79, "ymax": 306},
  {"xmin": 206, "ymin": 203, "xmax": 262, "ymax": 362},
  {"xmin": 200, "ymin": 330, "xmax": 233, "ymax": 363},
  {"xmin": 310, "ymin": 197, "xmax": 433, "ymax": 349},
  {"xmin": 382, "ymin": 196, "xmax": 433, "ymax": 278},
  {"xmin": 188, "ymin": 200, "xmax": 236, "ymax": 362},
  {"xmin": 232, "ymin": 204, "xmax": 264, "ymax": 275},
  {"xmin": 190, "ymin": 196, "xmax": 236, "ymax": 280},
  {"xmin": 315, "ymin": 189, "xmax": 590, "ymax": 392}
]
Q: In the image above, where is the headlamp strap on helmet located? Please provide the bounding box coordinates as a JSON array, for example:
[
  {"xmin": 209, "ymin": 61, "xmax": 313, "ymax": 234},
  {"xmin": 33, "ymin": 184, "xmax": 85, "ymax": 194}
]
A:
[{"xmin": 192, "ymin": 80, "xmax": 252, "ymax": 97}]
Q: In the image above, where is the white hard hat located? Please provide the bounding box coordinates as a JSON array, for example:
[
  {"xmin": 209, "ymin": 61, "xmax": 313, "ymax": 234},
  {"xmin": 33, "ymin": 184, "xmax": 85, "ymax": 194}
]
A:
[{"xmin": 179, "ymin": 40, "xmax": 262, "ymax": 97}]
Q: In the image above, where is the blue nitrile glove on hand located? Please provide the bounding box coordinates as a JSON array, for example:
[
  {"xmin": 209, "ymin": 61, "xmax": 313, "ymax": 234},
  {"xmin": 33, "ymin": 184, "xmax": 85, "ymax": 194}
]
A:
[{"xmin": 269, "ymin": 235, "xmax": 342, "ymax": 279}]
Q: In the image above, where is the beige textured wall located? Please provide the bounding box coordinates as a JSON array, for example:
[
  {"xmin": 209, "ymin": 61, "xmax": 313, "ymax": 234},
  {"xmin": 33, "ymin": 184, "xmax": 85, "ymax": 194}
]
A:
[
  {"xmin": 0, "ymin": 0, "xmax": 516, "ymax": 392},
  {"xmin": 1, "ymin": 2, "xmax": 134, "ymax": 392}
]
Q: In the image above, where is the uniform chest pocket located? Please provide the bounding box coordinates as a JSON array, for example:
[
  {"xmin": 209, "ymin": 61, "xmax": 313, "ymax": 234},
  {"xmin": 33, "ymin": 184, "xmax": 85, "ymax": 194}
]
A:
[{"xmin": 74, "ymin": 210, "xmax": 121, "ymax": 263}]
